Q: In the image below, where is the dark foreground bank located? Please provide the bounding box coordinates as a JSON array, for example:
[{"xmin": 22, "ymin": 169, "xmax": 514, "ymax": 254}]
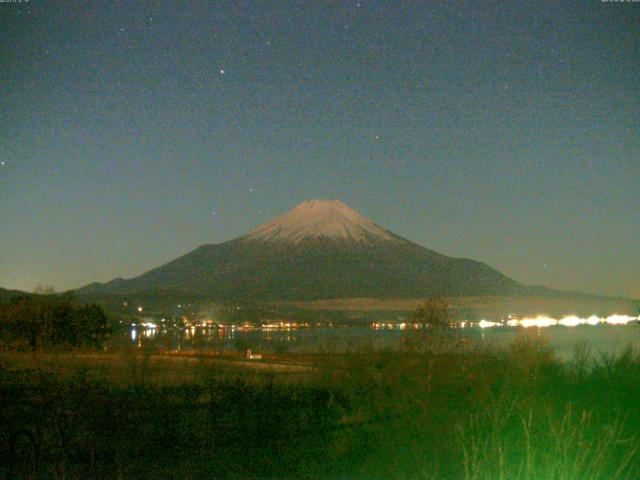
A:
[{"xmin": 1, "ymin": 339, "xmax": 639, "ymax": 479}]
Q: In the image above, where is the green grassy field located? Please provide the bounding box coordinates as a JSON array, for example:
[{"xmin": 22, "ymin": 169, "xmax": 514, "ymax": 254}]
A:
[{"xmin": 1, "ymin": 336, "xmax": 639, "ymax": 479}]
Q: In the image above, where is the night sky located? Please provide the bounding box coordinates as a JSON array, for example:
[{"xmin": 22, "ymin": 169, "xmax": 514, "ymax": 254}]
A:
[{"xmin": 1, "ymin": 1, "xmax": 638, "ymax": 298}]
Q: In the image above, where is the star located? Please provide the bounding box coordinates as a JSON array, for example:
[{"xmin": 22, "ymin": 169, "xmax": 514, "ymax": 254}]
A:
[
  {"xmin": 220, "ymin": 69, "xmax": 225, "ymax": 75},
  {"xmin": 0, "ymin": 161, "xmax": 5, "ymax": 167}
]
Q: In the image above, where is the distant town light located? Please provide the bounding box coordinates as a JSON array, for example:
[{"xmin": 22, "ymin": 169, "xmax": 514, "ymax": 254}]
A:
[
  {"xmin": 605, "ymin": 314, "xmax": 636, "ymax": 325},
  {"xmin": 519, "ymin": 316, "xmax": 556, "ymax": 328},
  {"xmin": 558, "ymin": 316, "xmax": 583, "ymax": 327},
  {"xmin": 478, "ymin": 319, "xmax": 500, "ymax": 329}
]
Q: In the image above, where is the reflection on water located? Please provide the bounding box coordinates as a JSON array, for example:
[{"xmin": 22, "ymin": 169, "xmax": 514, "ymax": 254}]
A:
[{"xmin": 119, "ymin": 313, "xmax": 640, "ymax": 361}]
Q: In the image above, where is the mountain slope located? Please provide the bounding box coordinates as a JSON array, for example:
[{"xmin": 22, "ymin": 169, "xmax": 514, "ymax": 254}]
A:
[{"xmin": 78, "ymin": 199, "xmax": 530, "ymax": 301}]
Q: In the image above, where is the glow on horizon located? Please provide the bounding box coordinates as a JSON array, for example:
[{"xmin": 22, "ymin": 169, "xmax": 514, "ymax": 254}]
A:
[
  {"xmin": 478, "ymin": 320, "xmax": 501, "ymax": 329},
  {"xmin": 520, "ymin": 316, "xmax": 557, "ymax": 328},
  {"xmin": 478, "ymin": 314, "xmax": 639, "ymax": 329}
]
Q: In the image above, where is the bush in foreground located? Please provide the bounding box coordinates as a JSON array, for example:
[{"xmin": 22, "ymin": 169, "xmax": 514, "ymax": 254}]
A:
[{"xmin": 0, "ymin": 339, "xmax": 638, "ymax": 479}]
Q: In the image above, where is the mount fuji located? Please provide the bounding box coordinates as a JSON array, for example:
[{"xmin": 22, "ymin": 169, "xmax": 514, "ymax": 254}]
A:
[{"xmin": 79, "ymin": 199, "xmax": 532, "ymax": 301}]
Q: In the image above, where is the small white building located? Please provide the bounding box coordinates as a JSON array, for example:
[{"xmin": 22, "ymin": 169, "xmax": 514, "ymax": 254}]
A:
[{"xmin": 245, "ymin": 349, "xmax": 262, "ymax": 360}]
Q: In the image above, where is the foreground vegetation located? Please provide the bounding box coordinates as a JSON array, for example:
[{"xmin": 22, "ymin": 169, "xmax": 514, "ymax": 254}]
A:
[{"xmin": 1, "ymin": 335, "xmax": 639, "ymax": 479}]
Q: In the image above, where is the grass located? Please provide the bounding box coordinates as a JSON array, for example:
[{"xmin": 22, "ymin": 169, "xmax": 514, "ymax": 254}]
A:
[{"xmin": 0, "ymin": 336, "xmax": 639, "ymax": 479}]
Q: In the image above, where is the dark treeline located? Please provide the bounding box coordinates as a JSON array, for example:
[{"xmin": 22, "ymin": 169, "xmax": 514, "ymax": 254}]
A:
[{"xmin": 0, "ymin": 295, "xmax": 108, "ymax": 350}]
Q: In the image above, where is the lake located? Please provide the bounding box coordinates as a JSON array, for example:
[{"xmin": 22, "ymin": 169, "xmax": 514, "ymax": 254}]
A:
[{"xmin": 123, "ymin": 315, "xmax": 640, "ymax": 361}]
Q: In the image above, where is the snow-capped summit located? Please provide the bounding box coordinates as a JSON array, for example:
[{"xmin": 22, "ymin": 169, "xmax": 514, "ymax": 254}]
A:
[
  {"xmin": 244, "ymin": 199, "xmax": 399, "ymax": 243},
  {"xmin": 78, "ymin": 198, "xmax": 530, "ymax": 301}
]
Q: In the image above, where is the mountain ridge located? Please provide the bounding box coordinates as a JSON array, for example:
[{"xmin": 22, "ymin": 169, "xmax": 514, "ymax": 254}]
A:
[{"xmin": 76, "ymin": 199, "xmax": 538, "ymax": 301}]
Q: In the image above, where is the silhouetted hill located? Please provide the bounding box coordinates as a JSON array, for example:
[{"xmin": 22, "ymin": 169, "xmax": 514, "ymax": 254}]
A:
[{"xmin": 0, "ymin": 287, "xmax": 32, "ymax": 301}]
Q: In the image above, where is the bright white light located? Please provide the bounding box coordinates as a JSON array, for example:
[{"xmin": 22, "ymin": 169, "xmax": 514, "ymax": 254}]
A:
[
  {"xmin": 520, "ymin": 316, "xmax": 557, "ymax": 328},
  {"xmin": 586, "ymin": 315, "xmax": 602, "ymax": 326},
  {"xmin": 479, "ymin": 319, "xmax": 500, "ymax": 329},
  {"xmin": 558, "ymin": 315, "xmax": 583, "ymax": 327},
  {"xmin": 131, "ymin": 329, "xmax": 137, "ymax": 341},
  {"xmin": 137, "ymin": 306, "xmax": 143, "ymax": 312},
  {"xmin": 501, "ymin": 313, "xmax": 638, "ymax": 329},
  {"xmin": 605, "ymin": 314, "xmax": 637, "ymax": 325}
]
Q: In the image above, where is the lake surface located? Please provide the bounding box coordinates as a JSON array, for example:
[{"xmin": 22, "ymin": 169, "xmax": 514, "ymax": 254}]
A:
[{"xmin": 122, "ymin": 320, "xmax": 640, "ymax": 362}]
